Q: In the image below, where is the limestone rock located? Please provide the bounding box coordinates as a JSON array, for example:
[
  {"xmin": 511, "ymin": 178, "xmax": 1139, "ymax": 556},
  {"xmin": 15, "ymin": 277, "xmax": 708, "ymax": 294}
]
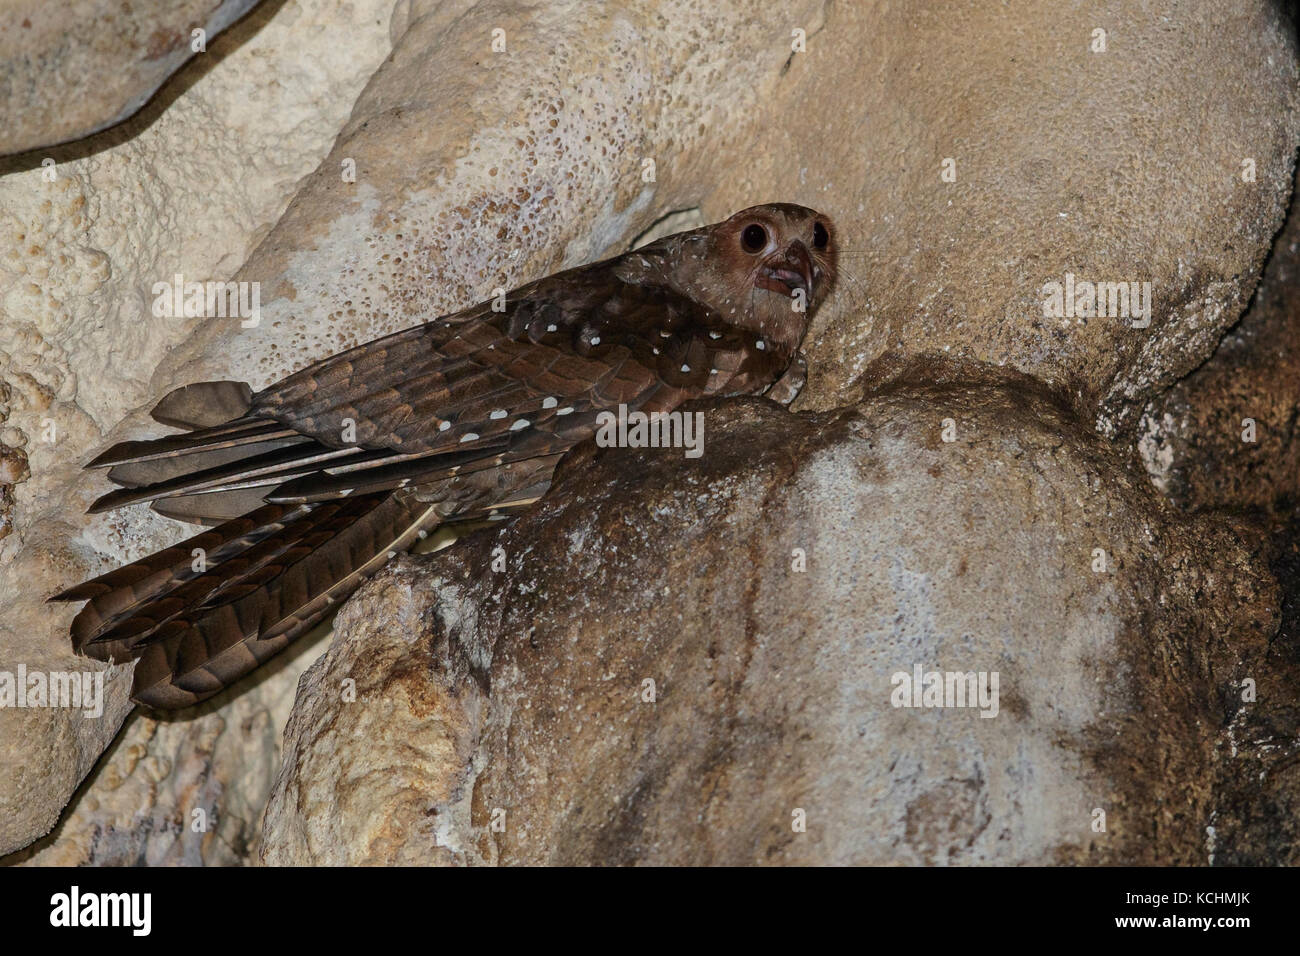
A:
[
  {"xmin": 0, "ymin": 380, "xmax": 26, "ymax": 540},
  {"xmin": 260, "ymin": 565, "xmax": 480, "ymax": 866},
  {"xmin": 708, "ymin": 1, "xmax": 1300, "ymax": 436},
  {"xmin": 261, "ymin": 371, "xmax": 1275, "ymax": 865},
  {"xmin": 0, "ymin": 0, "xmax": 394, "ymax": 859},
  {"xmin": 0, "ymin": 0, "xmax": 263, "ymax": 156},
  {"xmin": 8, "ymin": 642, "xmax": 315, "ymax": 866}
]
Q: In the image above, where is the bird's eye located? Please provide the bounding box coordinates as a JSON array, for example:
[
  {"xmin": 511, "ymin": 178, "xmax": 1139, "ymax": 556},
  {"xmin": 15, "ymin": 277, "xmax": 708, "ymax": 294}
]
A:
[
  {"xmin": 812, "ymin": 221, "xmax": 829, "ymax": 249},
  {"xmin": 740, "ymin": 224, "xmax": 768, "ymax": 254}
]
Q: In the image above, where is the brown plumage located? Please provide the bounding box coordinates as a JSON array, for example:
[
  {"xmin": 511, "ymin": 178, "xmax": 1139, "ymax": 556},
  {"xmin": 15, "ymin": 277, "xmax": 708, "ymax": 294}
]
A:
[{"xmin": 52, "ymin": 203, "xmax": 838, "ymax": 709}]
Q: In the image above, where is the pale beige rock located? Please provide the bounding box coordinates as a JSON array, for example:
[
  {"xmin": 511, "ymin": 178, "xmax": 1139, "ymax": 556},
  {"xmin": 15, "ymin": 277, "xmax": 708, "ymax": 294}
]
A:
[
  {"xmin": 260, "ymin": 566, "xmax": 479, "ymax": 866},
  {"xmin": 261, "ymin": 375, "xmax": 1274, "ymax": 864},
  {"xmin": 0, "ymin": 0, "xmax": 394, "ymax": 860},
  {"xmin": 9, "ymin": 641, "xmax": 314, "ymax": 865},
  {"xmin": 0, "ymin": 0, "xmax": 262, "ymax": 156},
  {"xmin": 0, "ymin": 380, "xmax": 26, "ymax": 540},
  {"xmin": 764, "ymin": 2, "xmax": 1299, "ymax": 438}
]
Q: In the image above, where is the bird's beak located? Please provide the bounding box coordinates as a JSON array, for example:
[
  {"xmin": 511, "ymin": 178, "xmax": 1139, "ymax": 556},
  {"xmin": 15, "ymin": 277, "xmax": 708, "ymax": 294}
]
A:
[{"xmin": 755, "ymin": 240, "xmax": 815, "ymax": 301}]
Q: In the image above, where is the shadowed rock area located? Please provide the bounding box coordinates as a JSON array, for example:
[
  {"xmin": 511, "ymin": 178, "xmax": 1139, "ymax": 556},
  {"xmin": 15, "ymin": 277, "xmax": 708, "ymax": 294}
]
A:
[{"xmin": 1139, "ymin": 161, "xmax": 1300, "ymax": 865}]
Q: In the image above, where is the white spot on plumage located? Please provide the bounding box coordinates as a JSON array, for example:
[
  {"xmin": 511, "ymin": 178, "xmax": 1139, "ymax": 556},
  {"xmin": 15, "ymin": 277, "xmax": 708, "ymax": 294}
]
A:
[
  {"xmin": 557, "ymin": 407, "xmax": 574, "ymax": 415},
  {"xmin": 439, "ymin": 420, "xmax": 451, "ymax": 432},
  {"xmin": 511, "ymin": 419, "xmax": 530, "ymax": 430},
  {"xmin": 461, "ymin": 433, "xmax": 479, "ymax": 442},
  {"xmin": 589, "ymin": 335, "xmax": 601, "ymax": 345},
  {"xmin": 542, "ymin": 396, "xmax": 558, "ymax": 409},
  {"xmin": 681, "ymin": 364, "xmax": 691, "ymax": 373},
  {"xmin": 756, "ymin": 339, "xmax": 766, "ymax": 350},
  {"xmin": 708, "ymin": 331, "xmax": 722, "ymax": 339},
  {"xmin": 547, "ymin": 323, "xmax": 558, "ymax": 332},
  {"xmin": 490, "ymin": 409, "xmax": 507, "ymax": 419}
]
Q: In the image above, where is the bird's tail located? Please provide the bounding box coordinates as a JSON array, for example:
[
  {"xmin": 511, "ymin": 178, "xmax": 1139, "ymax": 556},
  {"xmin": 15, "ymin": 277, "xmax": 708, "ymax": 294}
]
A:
[
  {"xmin": 52, "ymin": 490, "xmax": 441, "ymax": 708},
  {"xmin": 52, "ymin": 491, "xmax": 440, "ymax": 709},
  {"xmin": 52, "ymin": 381, "xmax": 443, "ymax": 709}
]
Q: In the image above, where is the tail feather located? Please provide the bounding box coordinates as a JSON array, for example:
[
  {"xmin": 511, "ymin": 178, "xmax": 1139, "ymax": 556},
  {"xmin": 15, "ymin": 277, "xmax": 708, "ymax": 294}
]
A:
[
  {"xmin": 61, "ymin": 377, "xmax": 448, "ymax": 709},
  {"xmin": 55, "ymin": 503, "xmax": 305, "ymax": 656},
  {"xmin": 149, "ymin": 380, "xmax": 253, "ymax": 430},
  {"xmin": 128, "ymin": 491, "xmax": 439, "ymax": 708},
  {"xmin": 106, "ymin": 437, "xmax": 304, "ymax": 489},
  {"xmin": 266, "ymin": 440, "xmax": 512, "ymax": 503},
  {"xmin": 151, "ymin": 487, "xmax": 283, "ymax": 525},
  {"xmin": 52, "ymin": 502, "xmax": 292, "ymax": 606},
  {"xmin": 86, "ymin": 439, "xmax": 368, "ymax": 514},
  {"xmin": 81, "ymin": 498, "xmax": 372, "ymax": 653},
  {"xmin": 86, "ymin": 419, "xmax": 295, "ymax": 469},
  {"xmin": 264, "ymin": 428, "xmax": 570, "ymax": 504}
]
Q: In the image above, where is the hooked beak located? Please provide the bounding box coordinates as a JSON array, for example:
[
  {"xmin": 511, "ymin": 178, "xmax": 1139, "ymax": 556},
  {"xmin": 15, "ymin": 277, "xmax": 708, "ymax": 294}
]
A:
[{"xmin": 755, "ymin": 240, "xmax": 815, "ymax": 301}]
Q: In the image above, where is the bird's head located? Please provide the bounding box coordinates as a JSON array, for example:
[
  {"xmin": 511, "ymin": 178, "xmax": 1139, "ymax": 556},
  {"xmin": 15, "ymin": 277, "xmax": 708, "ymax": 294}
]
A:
[{"xmin": 646, "ymin": 202, "xmax": 838, "ymax": 355}]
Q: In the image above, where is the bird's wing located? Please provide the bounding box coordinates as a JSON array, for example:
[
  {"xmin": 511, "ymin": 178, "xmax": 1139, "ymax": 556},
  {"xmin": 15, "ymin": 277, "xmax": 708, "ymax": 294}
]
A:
[
  {"xmin": 249, "ymin": 264, "xmax": 716, "ymax": 453},
  {"xmin": 82, "ymin": 259, "xmax": 753, "ymax": 514}
]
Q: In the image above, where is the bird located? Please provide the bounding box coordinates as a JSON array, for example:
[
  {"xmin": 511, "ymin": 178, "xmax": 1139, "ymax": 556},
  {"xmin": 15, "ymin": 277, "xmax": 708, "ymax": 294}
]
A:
[{"xmin": 50, "ymin": 202, "xmax": 838, "ymax": 709}]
